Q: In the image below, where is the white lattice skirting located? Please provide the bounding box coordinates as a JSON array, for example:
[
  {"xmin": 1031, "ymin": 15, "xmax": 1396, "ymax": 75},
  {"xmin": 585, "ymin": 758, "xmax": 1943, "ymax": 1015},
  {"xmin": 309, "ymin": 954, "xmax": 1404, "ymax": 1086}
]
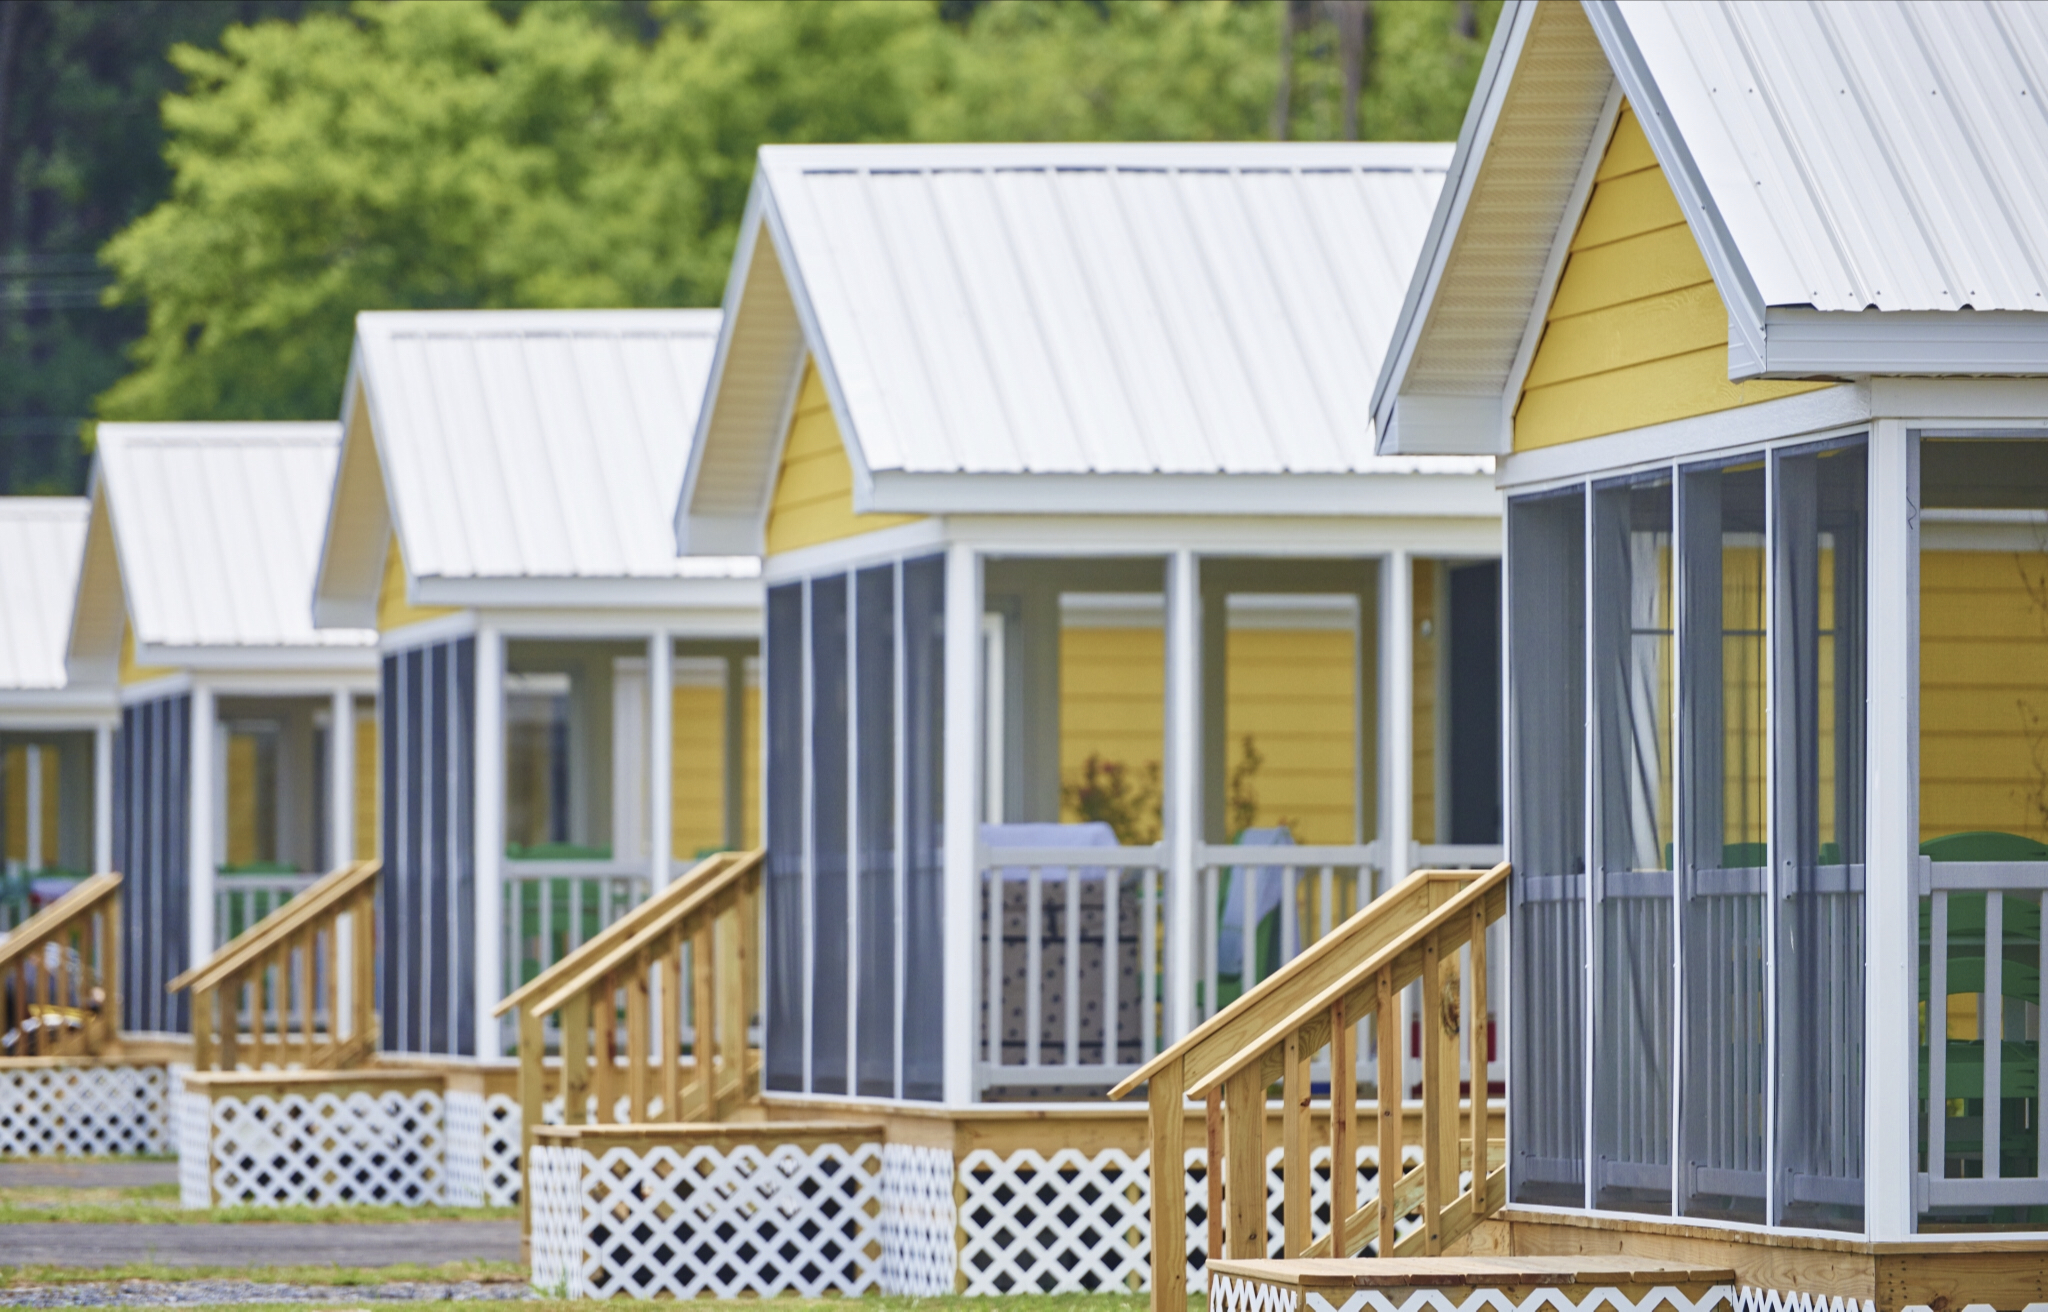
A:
[
  {"xmin": 197, "ymin": 1088, "xmax": 451, "ymax": 1207},
  {"xmin": 959, "ymin": 1143, "xmax": 1419, "ymax": 1296},
  {"xmin": 483, "ymin": 1093, "xmax": 522, "ymax": 1207},
  {"xmin": 530, "ymin": 1139, "xmax": 954, "ymax": 1301},
  {"xmin": 1209, "ymin": 1273, "xmax": 1747, "ymax": 1311},
  {"xmin": 0, "ymin": 1063, "xmax": 170, "ymax": 1156}
]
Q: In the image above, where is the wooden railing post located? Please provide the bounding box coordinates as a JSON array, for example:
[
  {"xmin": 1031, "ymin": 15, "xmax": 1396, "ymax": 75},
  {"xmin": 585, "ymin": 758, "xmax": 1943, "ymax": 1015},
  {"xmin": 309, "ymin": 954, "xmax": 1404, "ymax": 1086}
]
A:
[
  {"xmin": 518, "ymin": 1004, "xmax": 543, "ymax": 1260},
  {"xmin": 1329, "ymin": 995, "xmax": 1355, "ymax": 1258},
  {"xmin": 661, "ymin": 930, "xmax": 682, "ymax": 1120},
  {"xmin": 563, "ymin": 991, "xmax": 590, "ymax": 1125},
  {"xmin": 1147, "ymin": 1061, "xmax": 1187, "ymax": 1308},
  {"xmin": 1205, "ymin": 1088, "xmax": 1223, "ymax": 1272},
  {"xmin": 1468, "ymin": 903, "xmax": 1490, "ymax": 1213},
  {"xmin": 1419, "ymin": 932, "xmax": 1444, "ymax": 1254},
  {"xmin": 1282, "ymin": 1032, "xmax": 1310, "ymax": 1256},
  {"xmin": 1376, "ymin": 964, "xmax": 1398, "ymax": 1257},
  {"xmin": 691, "ymin": 918, "xmax": 716, "ymax": 1118},
  {"xmin": 1222, "ymin": 1065, "xmax": 1265, "ymax": 1259}
]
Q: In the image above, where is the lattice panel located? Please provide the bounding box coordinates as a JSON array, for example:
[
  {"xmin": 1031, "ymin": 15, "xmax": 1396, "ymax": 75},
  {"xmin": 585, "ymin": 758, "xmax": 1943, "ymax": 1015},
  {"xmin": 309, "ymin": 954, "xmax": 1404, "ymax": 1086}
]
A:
[
  {"xmin": 0, "ymin": 1063, "xmax": 169, "ymax": 1157},
  {"xmin": 444, "ymin": 1089, "xmax": 485, "ymax": 1208},
  {"xmin": 1213, "ymin": 1275, "xmax": 1747, "ymax": 1312},
  {"xmin": 529, "ymin": 1143, "xmax": 585, "ymax": 1296},
  {"xmin": 956, "ymin": 1141, "xmax": 1420, "ymax": 1296},
  {"xmin": 563, "ymin": 1141, "xmax": 884, "ymax": 1300},
  {"xmin": 959, "ymin": 1146, "xmax": 1149, "ymax": 1296},
  {"xmin": 1733, "ymin": 1293, "xmax": 1874, "ymax": 1313},
  {"xmin": 879, "ymin": 1142, "xmax": 958, "ymax": 1297},
  {"xmin": 208, "ymin": 1089, "xmax": 447, "ymax": 1207},
  {"xmin": 177, "ymin": 1087, "xmax": 211, "ymax": 1209},
  {"xmin": 483, "ymin": 1093, "xmax": 522, "ymax": 1207}
]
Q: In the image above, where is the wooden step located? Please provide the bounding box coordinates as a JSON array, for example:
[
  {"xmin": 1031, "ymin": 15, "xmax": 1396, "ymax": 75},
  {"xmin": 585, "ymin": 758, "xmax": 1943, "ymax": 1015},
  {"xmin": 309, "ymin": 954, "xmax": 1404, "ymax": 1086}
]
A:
[{"xmin": 1207, "ymin": 1256, "xmax": 1739, "ymax": 1311}]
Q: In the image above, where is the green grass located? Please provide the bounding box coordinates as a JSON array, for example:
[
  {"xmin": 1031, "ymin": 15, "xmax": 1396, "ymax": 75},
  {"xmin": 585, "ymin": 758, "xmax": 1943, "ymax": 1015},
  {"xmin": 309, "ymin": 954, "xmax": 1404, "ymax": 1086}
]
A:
[
  {"xmin": 0, "ymin": 1183, "xmax": 517, "ymax": 1225},
  {"xmin": 0, "ymin": 1259, "xmax": 526, "ymax": 1288}
]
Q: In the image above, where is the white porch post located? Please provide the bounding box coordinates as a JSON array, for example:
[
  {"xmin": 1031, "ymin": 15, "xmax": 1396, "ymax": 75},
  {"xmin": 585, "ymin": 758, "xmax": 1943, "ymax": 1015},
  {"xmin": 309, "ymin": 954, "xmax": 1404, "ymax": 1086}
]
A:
[
  {"xmin": 92, "ymin": 723, "xmax": 112, "ymax": 874},
  {"xmin": 942, "ymin": 543, "xmax": 981, "ymax": 1105},
  {"xmin": 1866, "ymin": 419, "xmax": 1916, "ymax": 1239},
  {"xmin": 474, "ymin": 626, "xmax": 505, "ymax": 1057},
  {"xmin": 1381, "ymin": 551, "xmax": 1414, "ymax": 882},
  {"xmin": 1164, "ymin": 549, "xmax": 1200, "ymax": 1044},
  {"xmin": 189, "ymin": 683, "xmax": 216, "ymax": 965},
  {"xmin": 649, "ymin": 630, "xmax": 673, "ymax": 886},
  {"xmin": 329, "ymin": 688, "xmax": 354, "ymax": 870}
]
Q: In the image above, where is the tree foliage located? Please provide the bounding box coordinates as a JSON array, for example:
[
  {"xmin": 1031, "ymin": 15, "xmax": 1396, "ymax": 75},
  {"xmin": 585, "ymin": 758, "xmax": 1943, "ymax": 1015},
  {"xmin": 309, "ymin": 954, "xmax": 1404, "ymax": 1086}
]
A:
[{"xmin": 98, "ymin": 0, "xmax": 1501, "ymax": 424}]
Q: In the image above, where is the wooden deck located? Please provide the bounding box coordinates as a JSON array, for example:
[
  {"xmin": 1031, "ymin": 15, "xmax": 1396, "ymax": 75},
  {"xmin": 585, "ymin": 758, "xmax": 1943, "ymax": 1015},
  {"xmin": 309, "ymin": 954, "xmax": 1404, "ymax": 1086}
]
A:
[{"xmin": 1208, "ymin": 1256, "xmax": 1735, "ymax": 1309}]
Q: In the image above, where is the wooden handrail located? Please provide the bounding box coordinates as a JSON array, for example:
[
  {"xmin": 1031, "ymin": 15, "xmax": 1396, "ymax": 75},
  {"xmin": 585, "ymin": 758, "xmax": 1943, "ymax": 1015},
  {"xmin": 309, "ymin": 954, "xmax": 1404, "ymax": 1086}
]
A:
[
  {"xmin": 493, "ymin": 848, "xmax": 748, "ymax": 1021},
  {"xmin": 168, "ymin": 860, "xmax": 378, "ymax": 995},
  {"xmin": 0, "ymin": 872, "xmax": 121, "ymax": 1058},
  {"xmin": 170, "ymin": 860, "xmax": 379, "ymax": 1072},
  {"xmin": 1111, "ymin": 862, "xmax": 1510, "ymax": 1310},
  {"xmin": 508, "ymin": 848, "xmax": 764, "ymax": 1255}
]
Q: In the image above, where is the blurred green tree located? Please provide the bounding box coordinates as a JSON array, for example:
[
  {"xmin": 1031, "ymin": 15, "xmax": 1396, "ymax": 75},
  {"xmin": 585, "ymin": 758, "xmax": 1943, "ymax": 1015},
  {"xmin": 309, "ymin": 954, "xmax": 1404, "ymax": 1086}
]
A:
[{"xmin": 98, "ymin": 0, "xmax": 1502, "ymax": 424}]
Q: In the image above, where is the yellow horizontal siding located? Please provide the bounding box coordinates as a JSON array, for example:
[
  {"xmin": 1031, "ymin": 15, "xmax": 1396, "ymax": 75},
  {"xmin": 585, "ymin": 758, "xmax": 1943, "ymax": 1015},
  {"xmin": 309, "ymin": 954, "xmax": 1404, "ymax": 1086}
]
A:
[
  {"xmin": 1921, "ymin": 550, "xmax": 2048, "ymax": 842},
  {"xmin": 763, "ymin": 361, "xmax": 921, "ymax": 557},
  {"xmin": 355, "ymin": 712, "xmax": 379, "ymax": 862},
  {"xmin": 672, "ymin": 684, "xmax": 726, "ymax": 860},
  {"xmin": 0, "ymin": 747, "xmax": 49, "ymax": 866},
  {"xmin": 1514, "ymin": 103, "xmax": 1823, "ymax": 452},
  {"xmin": 378, "ymin": 532, "xmax": 455, "ymax": 635},
  {"xmin": 670, "ymin": 681, "xmax": 761, "ymax": 859},
  {"xmin": 226, "ymin": 733, "xmax": 261, "ymax": 867},
  {"xmin": 1059, "ymin": 626, "xmax": 1165, "ymax": 841},
  {"xmin": 1226, "ymin": 627, "xmax": 1358, "ymax": 847}
]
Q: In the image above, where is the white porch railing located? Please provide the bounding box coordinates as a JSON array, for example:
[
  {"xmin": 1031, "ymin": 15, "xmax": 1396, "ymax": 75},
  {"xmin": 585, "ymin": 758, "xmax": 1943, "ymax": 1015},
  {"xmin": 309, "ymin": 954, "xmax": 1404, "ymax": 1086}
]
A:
[
  {"xmin": 971, "ymin": 839, "xmax": 1503, "ymax": 1097},
  {"xmin": 501, "ymin": 860, "xmax": 654, "ymax": 998},
  {"xmin": 976, "ymin": 843, "xmax": 1169, "ymax": 1093},
  {"xmin": 1922, "ymin": 856, "xmax": 2046, "ymax": 1213},
  {"xmin": 214, "ymin": 872, "xmax": 322, "ymax": 948}
]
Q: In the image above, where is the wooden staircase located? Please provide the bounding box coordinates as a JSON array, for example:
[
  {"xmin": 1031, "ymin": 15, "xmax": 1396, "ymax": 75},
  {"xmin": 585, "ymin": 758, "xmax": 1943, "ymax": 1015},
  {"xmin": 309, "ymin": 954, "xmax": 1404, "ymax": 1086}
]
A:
[
  {"xmin": 169, "ymin": 859, "xmax": 380, "ymax": 1071},
  {"xmin": 1111, "ymin": 860, "xmax": 1509, "ymax": 1310},
  {"xmin": 0, "ymin": 872, "xmax": 122, "ymax": 1058},
  {"xmin": 496, "ymin": 847, "xmax": 764, "ymax": 1252}
]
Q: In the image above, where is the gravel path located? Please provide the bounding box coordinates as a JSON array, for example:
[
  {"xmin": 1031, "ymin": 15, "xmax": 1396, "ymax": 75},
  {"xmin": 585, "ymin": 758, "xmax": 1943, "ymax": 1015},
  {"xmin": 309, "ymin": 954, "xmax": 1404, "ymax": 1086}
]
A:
[
  {"xmin": 0, "ymin": 1222, "xmax": 521, "ymax": 1269},
  {"xmin": 0, "ymin": 1163, "xmax": 180, "ymax": 1189},
  {"xmin": 0, "ymin": 1278, "xmax": 536, "ymax": 1309}
]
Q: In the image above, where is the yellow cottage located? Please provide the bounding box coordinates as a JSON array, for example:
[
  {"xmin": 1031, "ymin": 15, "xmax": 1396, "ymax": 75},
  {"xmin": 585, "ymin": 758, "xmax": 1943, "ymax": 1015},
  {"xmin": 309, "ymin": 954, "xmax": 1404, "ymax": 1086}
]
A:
[
  {"xmin": 67, "ymin": 423, "xmax": 379, "ymax": 1037},
  {"xmin": 311, "ymin": 310, "xmax": 760, "ymax": 1062},
  {"xmin": 1368, "ymin": 0, "xmax": 2048, "ymax": 1301},
  {"xmin": 675, "ymin": 143, "xmax": 1503, "ymax": 1126},
  {"xmin": 0, "ymin": 498, "xmax": 114, "ymax": 926}
]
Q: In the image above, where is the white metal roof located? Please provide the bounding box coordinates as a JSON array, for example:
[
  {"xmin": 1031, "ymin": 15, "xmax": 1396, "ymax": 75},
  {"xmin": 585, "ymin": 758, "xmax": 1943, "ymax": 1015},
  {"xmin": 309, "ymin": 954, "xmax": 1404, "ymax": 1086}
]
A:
[
  {"xmin": 349, "ymin": 309, "xmax": 757, "ymax": 584},
  {"xmin": 762, "ymin": 142, "xmax": 1455, "ymax": 477},
  {"xmin": 0, "ymin": 499, "xmax": 89, "ymax": 690},
  {"xmin": 1624, "ymin": 0, "xmax": 2048, "ymax": 317},
  {"xmin": 678, "ymin": 142, "xmax": 1502, "ymax": 551},
  {"xmin": 92, "ymin": 423, "xmax": 375, "ymax": 652}
]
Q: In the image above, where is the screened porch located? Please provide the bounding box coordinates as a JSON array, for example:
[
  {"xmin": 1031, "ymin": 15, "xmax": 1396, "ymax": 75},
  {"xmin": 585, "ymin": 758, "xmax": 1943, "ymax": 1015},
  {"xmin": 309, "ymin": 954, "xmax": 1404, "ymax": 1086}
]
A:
[
  {"xmin": 495, "ymin": 636, "xmax": 758, "ymax": 1013},
  {"xmin": 761, "ymin": 546, "xmax": 1503, "ymax": 1105}
]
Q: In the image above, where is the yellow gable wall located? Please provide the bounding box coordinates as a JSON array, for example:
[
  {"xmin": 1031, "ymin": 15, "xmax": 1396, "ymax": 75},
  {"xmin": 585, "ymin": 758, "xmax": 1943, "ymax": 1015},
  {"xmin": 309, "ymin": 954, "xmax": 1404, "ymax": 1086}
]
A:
[
  {"xmin": 378, "ymin": 532, "xmax": 455, "ymax": 634},
  {"xmin": 764, "ymin": 360, "xmax": 922, "ymax": 557},
  {"xmin": 1515, "ymin": 104, "xmax": 1824, "ymax": 451},
  {"xmin": 120, "ymin": 626, "xmax": 175, "ymax": 686}
]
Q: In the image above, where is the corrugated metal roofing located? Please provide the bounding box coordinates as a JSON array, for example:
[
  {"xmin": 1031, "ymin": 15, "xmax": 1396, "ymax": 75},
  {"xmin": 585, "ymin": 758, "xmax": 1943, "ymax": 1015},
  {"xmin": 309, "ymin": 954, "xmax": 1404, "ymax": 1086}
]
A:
[
  {"xmin": 761, "ymin": 142, "xmax": 1456, "ymax": 476},
  {"xmin": 354, "ymin": 309, "xmax": 756, "ymax": 580},
  {"xmin": 1624, "ymin": 0, "xmax": 2048, "ymax": 315},
  {"xmin": 95, "ymin": 423, "xmax": 375, "ymax": 650},
  {"xmin": 0, "ymin": 499, "xmax": 89, "ymax": 690}
]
